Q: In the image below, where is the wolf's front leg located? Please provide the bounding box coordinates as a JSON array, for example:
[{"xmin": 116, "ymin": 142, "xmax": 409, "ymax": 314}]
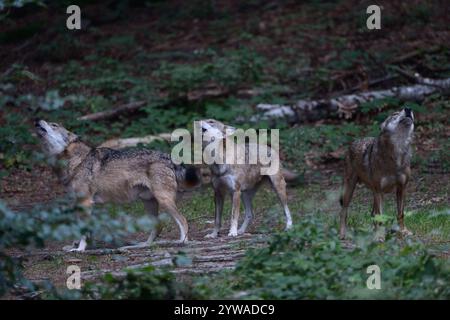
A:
[
  {"xmin": 372, "ymin": 192, "xmax": 386, "ymax": 241},
  {"xmin": 205, "ymin": 190, "xmax": 224, "ymax": 238},
  {"xmin": 64, "ymin": 196, "xmax": 93, "ymax": 252},
  {"xmin": 66, "ymin": 236, "xmax": 88, "ymax": 252},
  {"xmin": 396, "ymin": 186, "xmax": 412, "ymax": 236},
  {"xmin": 228, "ymin": 189, "xmax": 241, "ymax": 237}
]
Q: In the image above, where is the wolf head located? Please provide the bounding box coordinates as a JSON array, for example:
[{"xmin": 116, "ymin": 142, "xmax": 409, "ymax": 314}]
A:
[
  {"xmin": 199, "ymin": 119, "xmax": 237, "ymax": 141},
  {"xmin": 35, "ymin": 120, "xmax": 78, "ymax": 156},
  {"xmin": 380, "ymin": 108, "xmax": 414, "ymax": 144}
]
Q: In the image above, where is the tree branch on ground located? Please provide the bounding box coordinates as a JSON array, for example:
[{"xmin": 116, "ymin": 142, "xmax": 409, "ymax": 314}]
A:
[
  {"xmin": 252, "ymin": 75, "xmax": 450, "ymax": 123},
  {"xmin": 77, "ymin": 100, "xmax": 147, "ymax": 121},
  {"xmin": 98, "ymin": 133, "xmax": 171, "ymax": 149}
]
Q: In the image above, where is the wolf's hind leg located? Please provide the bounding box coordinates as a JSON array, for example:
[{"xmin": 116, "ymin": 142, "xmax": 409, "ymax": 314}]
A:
[
  {"xmin": 154, "ymin": 191, "xmax": 188, "ymax": 243},
  {"xmin": 64, "ymin": 196, "xmax": 93, "ymax": 252},
  {"xmin": 238, "ymin": 190, "xmax": 256, "ymax": 235},
  {"xmin": 228, "ymin": 189, "xmax": 241, "ymax": 237},
  {"xmin": 268, "ymin": 173, "xmax": 293, "ymax": 230},
  {"xmin": 144, "ymin": 199, "xmax": 162, "ymax": 243},
  {"xmin": 119, "ymin": 199, "xmax": 161, "ymax": 250},
  {"xmin": 148, "ymin": 163, "xmax": 189, "ymax": 243}
]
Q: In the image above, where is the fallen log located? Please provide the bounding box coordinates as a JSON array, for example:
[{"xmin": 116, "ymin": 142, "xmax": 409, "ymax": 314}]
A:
[
  {"xmin": 78, "ymin": 100, "xmax": 147, "ymax": 121},
  {"xmin": 253, "ymin": 75, "xmax": 450, "ymax": 123},
  {"xmin": 98, "ymin": 133, "xmax": 171, "ymax": 149}
]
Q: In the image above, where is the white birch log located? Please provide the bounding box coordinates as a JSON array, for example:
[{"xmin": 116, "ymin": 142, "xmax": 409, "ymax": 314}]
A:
[{"xmin": 253, "ymin": 76, "xmax": 450, "ymax": 123}]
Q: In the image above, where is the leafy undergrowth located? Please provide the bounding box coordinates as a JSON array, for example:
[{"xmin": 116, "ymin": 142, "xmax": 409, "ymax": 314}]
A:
[
  {"xmin": 193, "ymin": 216, "xmax": 450, "ymax": 299},
  {"xmin": 46, "ymin": 215, "xmax": 449, "ymax": 300},
  {"xmin": 0, "ymin": 200, "xmax": 153, "ymax": 297}
]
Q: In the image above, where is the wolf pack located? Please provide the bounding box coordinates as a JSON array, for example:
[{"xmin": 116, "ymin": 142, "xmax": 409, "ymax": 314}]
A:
[{"xmin": 34, "ymin": 108, "xmax": 415, "ymax": 252}]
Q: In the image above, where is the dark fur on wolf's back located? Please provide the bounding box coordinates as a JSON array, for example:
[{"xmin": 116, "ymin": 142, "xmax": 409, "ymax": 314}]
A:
[{"xmin": 80, "ymin": 147, "xmax": 200, "ymax": 188}]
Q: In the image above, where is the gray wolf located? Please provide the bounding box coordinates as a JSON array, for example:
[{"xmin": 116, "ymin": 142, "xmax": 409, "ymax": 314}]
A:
[
  {"xmin": 199, "ymin": 119, "xmax": 294, "ymax": 238},
  {"xmin": 34, "ymin": 120, "xmax": 200, "ymax": 251},
  {"xmin": 339, "ymin": 108, "xmax": 415, "ymax": 239}
]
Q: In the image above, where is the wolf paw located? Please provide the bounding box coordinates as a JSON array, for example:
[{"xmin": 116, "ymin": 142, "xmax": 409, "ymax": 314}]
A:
[
  {"xmin": 63, "ymin": 246, "xmax": 86, "ymax": 253},
  {"xmin": 177, "ymin": 237, "xmax": 189, "ymax": 244},
  {"xmin": 228, "ymin": 230, "xmax": 238, "ymax": 237},
  {"xmin": 62, "ymin": 245, "xmax": 75, "ymax": 252}
]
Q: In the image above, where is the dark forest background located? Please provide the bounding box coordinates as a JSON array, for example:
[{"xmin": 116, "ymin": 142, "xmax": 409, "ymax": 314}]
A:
[{"xmin": 0, "ymin": 0, "xmax": 449, "ymax": 299}]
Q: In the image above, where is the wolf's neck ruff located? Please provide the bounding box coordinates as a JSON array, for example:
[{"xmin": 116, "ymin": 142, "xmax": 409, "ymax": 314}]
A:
[
  {"xmin": 377, "ymin": 131, "xmax": 413, "ymax": 168},
  {"xmin": 56, "ymin": 139, "xmax": 92, "ymax": 186}
]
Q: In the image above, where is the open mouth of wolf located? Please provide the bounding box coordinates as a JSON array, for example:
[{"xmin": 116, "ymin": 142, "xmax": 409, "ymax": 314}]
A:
[{"xmin": 401, "ymin": 117, "xmax": 413, "ymax": 125}]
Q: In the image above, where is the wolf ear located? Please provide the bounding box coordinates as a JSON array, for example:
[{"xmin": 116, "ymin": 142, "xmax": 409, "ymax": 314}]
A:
[{"xmin": 68, "ymin": 132, "xmax": 79, "ymax": 142}]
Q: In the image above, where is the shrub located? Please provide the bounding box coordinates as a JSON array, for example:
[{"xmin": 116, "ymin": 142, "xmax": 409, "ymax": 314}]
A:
[
  {"xmin": 82, "ymin": 266, "xmax": 195, "ymax": 300},
  {"xmin": 0, "ymin": 201, "xmax": 153, "ymax": 298},
  {"xmin": 197, "ymin": 215, "xmax": 450, "ymax": 299}
]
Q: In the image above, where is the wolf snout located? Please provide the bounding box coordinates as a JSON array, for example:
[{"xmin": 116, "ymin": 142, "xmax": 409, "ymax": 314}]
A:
[
  {"xmin": 404, "ymin": 108, "xmax": 413, "ymax": 119},
  {"xmin": 34, "ymin": 119, "xmax": 45, "ymax": 127},
  {"xmin": 34, "ymin": 120, "xmax": 47, "ymax": 133}
]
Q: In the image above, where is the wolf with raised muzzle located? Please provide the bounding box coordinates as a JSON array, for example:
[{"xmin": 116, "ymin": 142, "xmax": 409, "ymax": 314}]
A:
[
  {"xmin": 339, "ymin": 108, "xmax": 415, "ymax": 239},
  {"xmin": 34, "ymin": 120, "xmax": 200, "ymax": 251}
]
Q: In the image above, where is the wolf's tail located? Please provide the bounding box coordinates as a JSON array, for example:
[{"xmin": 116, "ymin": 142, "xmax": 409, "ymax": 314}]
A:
[
  {"xmin": 282, "ymin": 168, "xmax": 302, "ymax": 185},
  {"xmin": 174, "ymin": 164, "xmax": 201, "ymax": 189}
]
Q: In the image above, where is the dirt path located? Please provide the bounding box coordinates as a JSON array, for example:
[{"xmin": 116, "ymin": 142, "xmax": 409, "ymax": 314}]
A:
[
  {"xmin": 12, "ymin": 233, "xmax": 268, "ymax": 293},
  {"xmin": 81, "ymin": 234, "xmax": 268, "ymax": 279}
]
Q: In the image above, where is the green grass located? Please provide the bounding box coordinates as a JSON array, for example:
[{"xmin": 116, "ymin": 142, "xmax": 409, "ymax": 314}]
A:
[
  {"xmin": 103, "ymin": 178, "xmax": 449, "ymax": 247},
  {"xmin": 406, "ymin": 206, "xmax": 450, "ymax": 242}
]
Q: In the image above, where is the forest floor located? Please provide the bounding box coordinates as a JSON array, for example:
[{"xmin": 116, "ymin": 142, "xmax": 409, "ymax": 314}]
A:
[{"xmin": 2, "ymin": 162, "xmax": 448, "ymax": 294}]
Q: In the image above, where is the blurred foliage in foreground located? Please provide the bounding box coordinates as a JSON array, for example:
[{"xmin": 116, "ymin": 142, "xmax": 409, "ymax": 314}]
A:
[
  {"xmin": 52, "ymin": 215, "xmax": 449, "ymax": 300},
  {"xmin": 217, "ymin": 217, "xmax": 450, "ymax": 299},
  {"xmin": 0, "ymin": 201, "xmax": 153, "ymax": 297},
  {"xmin": 1, "ymin": 193, "xmax": 448, "ymax": 299}
]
